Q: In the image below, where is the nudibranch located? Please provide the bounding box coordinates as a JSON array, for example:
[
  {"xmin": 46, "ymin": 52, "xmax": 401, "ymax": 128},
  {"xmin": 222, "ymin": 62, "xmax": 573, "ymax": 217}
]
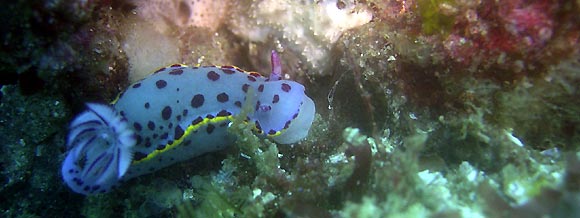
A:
[{"xmin": 61, "ymin": 51, "xmax": 316, "ymax": 195}]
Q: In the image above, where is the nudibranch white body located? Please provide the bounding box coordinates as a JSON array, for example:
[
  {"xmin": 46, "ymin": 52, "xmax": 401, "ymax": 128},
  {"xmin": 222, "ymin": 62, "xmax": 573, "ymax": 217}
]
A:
[{"xmin": 61, "ymin": 51, "xmax": 315, "ymax": 195}]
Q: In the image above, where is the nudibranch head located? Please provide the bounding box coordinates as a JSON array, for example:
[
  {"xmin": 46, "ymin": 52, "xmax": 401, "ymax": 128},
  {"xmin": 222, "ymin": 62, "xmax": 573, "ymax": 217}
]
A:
[
  {"xmin": 268, "ymin": 92, "xmax": 315, "ymax": 144},
  {"xmin": 252, "ymin": 80, "xmax": 315, "ymax": 144},
  {"xmin": 61, "ymin": 103, "xmax": 136, "ymax": 194},
  {"xmin": 253, "ymin": 51, "xmax": 315, "ymax": 143}
]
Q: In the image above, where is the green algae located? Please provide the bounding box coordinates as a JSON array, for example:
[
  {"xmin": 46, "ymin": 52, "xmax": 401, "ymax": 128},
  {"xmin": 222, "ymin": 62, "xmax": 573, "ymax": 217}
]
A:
[{"xmin": 417, "ymin": 0, "xmax": 457, "ymax": 35}]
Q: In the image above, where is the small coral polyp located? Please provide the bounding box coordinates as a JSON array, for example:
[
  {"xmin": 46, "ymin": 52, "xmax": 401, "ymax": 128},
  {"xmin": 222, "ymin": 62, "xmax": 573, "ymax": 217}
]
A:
[{"xmin": 61, "ymin": 51, "xmax": 315, "ymax": 195}]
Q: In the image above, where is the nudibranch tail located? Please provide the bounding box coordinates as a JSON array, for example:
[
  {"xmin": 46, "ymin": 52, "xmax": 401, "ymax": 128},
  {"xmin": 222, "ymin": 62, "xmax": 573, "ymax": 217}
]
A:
[{"xmin": 61, "ymin": 103, "xmax": 136, "ymax": 194}]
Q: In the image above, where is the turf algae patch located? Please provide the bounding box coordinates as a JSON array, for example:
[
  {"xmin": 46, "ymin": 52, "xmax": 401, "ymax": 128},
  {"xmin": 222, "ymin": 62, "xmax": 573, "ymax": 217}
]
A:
[{"xmin": 0, "ymin": 85, "xmax": 71, "ymax": 216}]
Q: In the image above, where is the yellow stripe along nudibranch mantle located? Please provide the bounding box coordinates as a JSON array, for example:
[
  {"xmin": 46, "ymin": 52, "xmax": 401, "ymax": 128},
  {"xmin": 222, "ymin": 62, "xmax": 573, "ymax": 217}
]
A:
[{"xmin": 61, "ymin": 51, "xmax": 316, "ymax": 195}]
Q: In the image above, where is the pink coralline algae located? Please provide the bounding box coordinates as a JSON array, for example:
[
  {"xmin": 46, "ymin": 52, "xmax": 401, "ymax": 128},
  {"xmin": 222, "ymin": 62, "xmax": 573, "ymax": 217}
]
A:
[
  {"xmin": 432, "ymin": 0, "xmax": 578, "ymax": 79},
  {"xmin": 501, "ymin": 1, "xmax": 555, "ymax": 49}
]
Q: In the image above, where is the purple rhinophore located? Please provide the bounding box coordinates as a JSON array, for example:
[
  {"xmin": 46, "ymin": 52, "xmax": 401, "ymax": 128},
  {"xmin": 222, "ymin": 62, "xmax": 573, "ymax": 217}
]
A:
[{"xmin": 269, "ymin": 50, "xmax": 283, "ymax": 81}]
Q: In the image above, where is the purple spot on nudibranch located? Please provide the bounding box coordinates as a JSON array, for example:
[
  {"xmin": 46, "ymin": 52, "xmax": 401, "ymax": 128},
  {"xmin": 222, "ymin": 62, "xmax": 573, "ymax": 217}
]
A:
[
  {"xmin": 174, "ymin": 125, "xmax": 184, "ymax": 140},
  {"xmin": 207, "ymin": 71, "xmax": 220, "ymax": 81},
  {"xmin": 255, "ymin": 101, "xmax": 261, "ymax": 111},
  {"xmin": 169, "ymin": 69, "xmax": 183, "ymax": 75},
  {"xmin": 268, "ymin": 130, "xmax": 276, "ymax": 135},
  {"xmin": 192, "ymin": 117, "xmax": 203, "ymax": 126},
  {"xmin": 235, "ymin": 101, "xmax": 242, "ymax": 108},
  {"xmin": 154, "ymin": 67, "xmax": 166, "ymax": 74},
  {"xmin": 272, "ymin": 95, "xmax": 280, "ymax": 103},
  {"xmin": 221, "ymin": 66, "xmax": 236, "ymax": 74},
  {"xmin": 206, "ymin": 124, "xmax": 215, "ymax": 134},
  {"xmin": 242, "ymin": 84, "xmax": 249, "ymax": 93},
  {"xmin": 259, "ymin": 105, "xmax": 272, "ymax": 112},
  {"xmin": 191, "ymin": 94, "xmax": 204, "ymax": 108},
  {"xmin": 281, "ymin": 83, "xmax": 291, "ymax": 92},
  {"xmin": 258, "ymin": 84, "xmax": 264, "ymax": 92},
  {"xmin": 255, "ymin": 121, "xmax": 262, "ymax": 131},
  {"xmin": 136, "ymin": 135, "xmax": 142, "ymax": 145},
  {"xmin": 160, "ymin": 133, "xmax": 168, "ymax": 140},
  {"xmin": 217, "ymin": 110, "xmax": 230, "ymax": 117},
  {"xmin": 132, "ymin": 83, "xmax": 141, "ymax": 88},
  {"xmin": 217, "ymin": 93, "xmax": 229, "ymax": 103},
  {"xmin": 162, "ymin": 106, "xmax": 172, "ymax": 120},
  {"xmin": 73, "ymin": 177, "xmax": 83, "ymax": 185},
  {"xmin": 222, "ymin": 69, "xmax": 235, "ymax": 74},
  {"xmin": 148, "ymin": 121, "xmax": 155, "ymax": 130},
  {"xmin": 247, "ymin": 75, "xmax": 256, "ymax": 82},
  {"xmin": 156, "ymin": 80, "xmax": 167, "ymax": 89},
  {"xmin": 133, "ymin": 122, "xmax": 142, "ymax": 131},
  {"xmin": 134, "ymin": 152, "xmax": 147, "ymax": 161},
  {"xmin": 144, "ymin": 102, "xmax": 150, "ymax": 109}
]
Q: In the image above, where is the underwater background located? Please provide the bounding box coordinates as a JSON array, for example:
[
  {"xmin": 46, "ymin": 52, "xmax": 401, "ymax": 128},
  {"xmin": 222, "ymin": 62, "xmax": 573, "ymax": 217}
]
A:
[{"xmin": 0, "ymin": 0, "xmax": 579, "ymax": 217}]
